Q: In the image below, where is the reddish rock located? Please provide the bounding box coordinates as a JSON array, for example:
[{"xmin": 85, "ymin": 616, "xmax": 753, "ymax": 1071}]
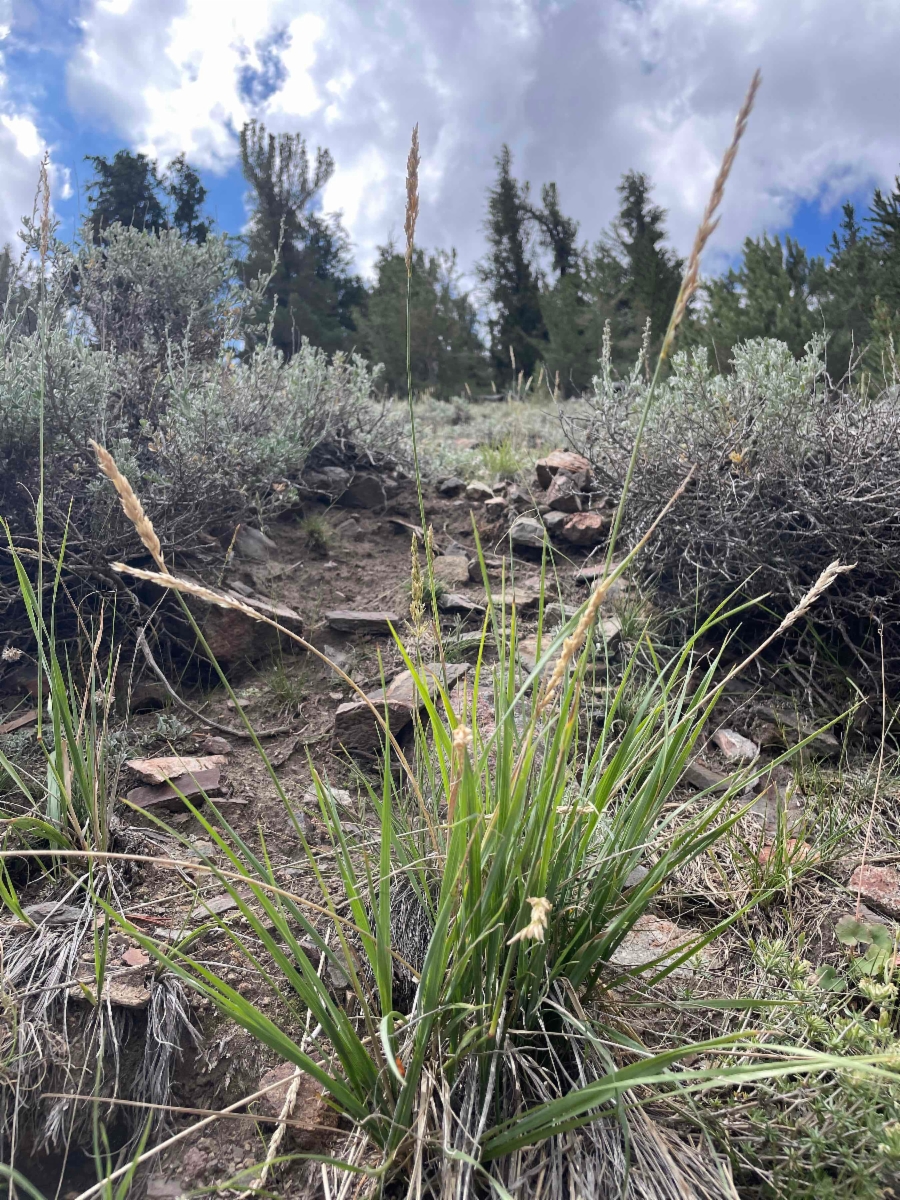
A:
[
  {"xmin": 333, "ymin": 662, "xmax": 468, "ymax": 752},
  {"xmin": 535, "ymin": 449, "xmax": 592, "ymax": 490},
  {"xmin": 125, "ymin": 768, "xmax": 222, "ymax": 811},
  {"xmin": 609, "ymin": 914, "xmax": 712, "ymax": 976},
  {"xmin": 560, "ymin": 512, "xmax": 608, "ymax": 547},
  {"xmin": 257, "ymin": 1062, "xmax": 338, "ymax": 1150},
  {"xmin": 545, "ymin": 472, "xmax": 585, "ymax": 512},
  {"xmin": 848, "ymin": 864, "xmax": 900, "ymax": 918},
  {"xmin": 193, "ymin": 589, "xmax": 303, "ymax": 667}
]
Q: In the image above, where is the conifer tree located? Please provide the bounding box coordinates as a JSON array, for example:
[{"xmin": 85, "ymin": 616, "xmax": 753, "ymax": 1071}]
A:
[
  {"xmin": 85, "ymin": 150, "xmax": 168, "ymax": 242},
  {"xmin": 355, "ymin": 244, "xmax": 488, "ymax": 397},
  {"xmin": 239, "ymin": 120, "xmax": 364, "ymax": 358},
  {"xmin": 85, "ymin": 149, "xmax": 211, "ymax": 244},
  {"xmin": 478, "ymin": 146, "xmax": 547, "ymax": 386},
  {"xmin": 700, "ymin": 234, "xmax": 824, "ymax": 364}
]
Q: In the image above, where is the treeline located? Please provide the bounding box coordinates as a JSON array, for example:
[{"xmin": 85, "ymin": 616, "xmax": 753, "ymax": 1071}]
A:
[{"xmin": 6, "ymin": 126, "xmax": 900, "ymax": 394}]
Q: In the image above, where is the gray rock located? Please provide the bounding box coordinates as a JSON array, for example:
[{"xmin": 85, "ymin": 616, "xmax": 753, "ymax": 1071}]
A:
[
  {"xmin": 438, "ymin": 592, "xmax": 486, "ymax": 614},
  {"xmin": 341, "ymin": 473, "xmax": 397, "ymax": 509},
  {"xmin": 431, "ymin": 555, "xmax": 471, "ymax": 587},
  {"xmin": 484, "ymin": 496, "xmax": 508, "ymax": 519},
  {"xmin": 509, "ymin": 517, "xmax": 546, "ymax": 549},
  {"xmin": 543, "ymin": 510, "xmax": 568, "ymax": 533},
  {"xmin": 300, "ymin": 465, "xmax": 350, "ymax": 499},
  {"xmin": 234, "ymin": 525, "xmax": 277, "ymax": 562},
  {"xmin": 438, "ymin": 476, "xmax": 466, "ymax": 497},
  {"xmin": 325, "ymin": 609, "xmax": 401, "ymax": 633},
  {"xmin": 465, "ymin": 481, "xmax": 495, "ymax": 503},
  {"xmin": 608, "ymin": 914, "xmax": 712, "ymax": 977},
  {"xmin": 682, "ymin": 760, "xmax": 731, "ymax": 793}
]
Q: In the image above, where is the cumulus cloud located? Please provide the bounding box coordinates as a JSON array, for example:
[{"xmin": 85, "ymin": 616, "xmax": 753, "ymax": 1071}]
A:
[
  {"xmin": 63, "ymin": 0, "xmax": 900, "ymax": 277},
  {"xmin": 0, "ymin": 7, "xmax": 51, "ymax": 248}
]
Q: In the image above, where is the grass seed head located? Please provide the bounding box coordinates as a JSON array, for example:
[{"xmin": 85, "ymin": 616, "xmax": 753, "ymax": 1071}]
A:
[
  {"xmin": 661, "ymin": 69, "xmax": 761, "ymax": 360},
  {"xmin": 90, "ymin": 440, "xmax": 165, "ymax": 571},
  {"xmin": 404, "ymin": 124, "xmax": 420, "ymax": 276}
]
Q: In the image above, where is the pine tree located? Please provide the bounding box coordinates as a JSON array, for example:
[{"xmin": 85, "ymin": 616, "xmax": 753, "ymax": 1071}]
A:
[
  {"xmin": 478, "ymin": 146, "xmax": 547, "ymax": 386},
  {"xmin": 819, "ymin": 204, "xmax": 878, "ymax": 374},
  {"xmin": 85, "ymin": 150, "xmax": 168, "ymax": 242},
  {"xmin": 167, "ymin": 154, "xmax": 210, "ymax": 244},
  {"xmin": 239, "ymin": 120, "xmax": 364, "ymax": 358},
  {"xmin": 530, "ymin": 182, "xmax": 579, "ymax": 278},
  {"xmin": 591, "ymin": 172, "xmax": 683, "ymax": 361},
  {"xmin": 355, "ymin": 245, "xmax": 488, "ymax": 397},
  {"xmin": 700, "ymin": 234, "xmax": 824, "ymax": 364},
  {"xmin": 85, "ymin": 149, "xmax": 211, "ymax": 244}
]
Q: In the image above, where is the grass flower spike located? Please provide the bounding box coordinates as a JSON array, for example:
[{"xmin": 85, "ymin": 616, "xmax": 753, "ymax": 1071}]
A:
[{"xmin": 508, "ymin": 897, "xmax": 553, "ymax": 945}]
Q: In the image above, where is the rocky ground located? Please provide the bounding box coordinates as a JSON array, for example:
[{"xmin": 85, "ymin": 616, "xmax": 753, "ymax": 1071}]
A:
[{"xmin": 2, "ymin": 447, "xmax": 898, "ymax": 1198}]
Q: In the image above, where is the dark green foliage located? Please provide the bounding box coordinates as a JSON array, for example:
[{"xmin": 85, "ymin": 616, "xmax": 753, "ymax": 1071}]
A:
[
  {"xmin": 355, "ymin": 245, "xmax": 488, "ymax": 397},
  {"xmin": 85, "ymin": 149, "xmax": 212, "ymax": 246},
  {"xmin": 590, "ymin": 171, "xmax": 683, "ymax": 363},
  {"xmin": 700, "ymin": 234, "xmax": 826, "ymax": 365},
  {"xmin": 238, "ymin": 120, "xmax": 365, "ymax": 359},
  {"xmin": 166, "ymin": 154, "xmax": 210, "ymax": 244},
  {"xmin": 86, "ymin": 150, "xmax": 168, "ymax": 242},
  {"xmin": 529, "ymin": 182, "xmax": 579, "ymax": 278},
  {"xmin": 478, "ymin": 145, "xmax": 548, "ymax": 386}
]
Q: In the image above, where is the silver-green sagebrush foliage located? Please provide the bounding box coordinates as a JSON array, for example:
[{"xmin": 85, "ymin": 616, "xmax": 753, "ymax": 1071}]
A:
[
  {"xmin": 0, "ymin": 220, "xmax": 404, "ymax": 567},
  {"xmin": 566, "ymin": 333, "xmax": 900, "ymax": 688}
]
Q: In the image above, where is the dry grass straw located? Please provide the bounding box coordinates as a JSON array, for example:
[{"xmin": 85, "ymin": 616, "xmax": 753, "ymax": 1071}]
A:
[
  {"xmin": 90, "ymin": 439, "xmax": 165, "ymax": 570},
  {"xmin": 660, "ymin": 69, "xmax": 761, "ymax": 360}
]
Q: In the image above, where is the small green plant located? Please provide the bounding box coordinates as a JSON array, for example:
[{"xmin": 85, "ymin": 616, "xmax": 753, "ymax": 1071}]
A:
[
  {"xmin": 478, "ymin": 436, "xmax": 522, "ymax": 481},
  {"xmin": 299, "ymin": 511, "xmax": 331, "ymax": 551}
]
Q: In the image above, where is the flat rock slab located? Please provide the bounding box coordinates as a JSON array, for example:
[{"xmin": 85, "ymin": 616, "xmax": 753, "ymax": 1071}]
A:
[
  {"xmin": 0, "ymin": 708, "xmax": 38, "ymax": 734},
  {"xmin": 609, "ymin": 914, "xmax": 711, "ymax": 977},
  {"xmin": 682, "ymin": 760, "xmax": 731, "ymax": 793},
  {"xmin": 69, "ymin": 965, "xmax": 151, "ymax": 1009},
  {"xmin": 438, "ymin": 592, "xmax": 486, "ymax": 615},
  {"xmin": 126, "ymin": 755, "xmax": 227, "ymax": 784},
  {"xmin": 485, "ymin": 586, "xmax": 541, "ymax": 613},
  {"xmin": 334, "ymin": 662, "xmax": 469, "ymax": 752},
  {"xmin": 848, "ymin": 864, "xmax": 900, "ymax": 918},
  {"xmin": 326, "ymin": 610, "xmax": 401, "ymax": 634},
  {"xmin": 126, "ymin": 767, "xmax": 222, "ymax": 811}
]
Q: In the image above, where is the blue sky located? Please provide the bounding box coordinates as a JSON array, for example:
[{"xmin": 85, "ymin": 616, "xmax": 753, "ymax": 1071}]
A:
[{"xmin": 1, "ymin": 0, "xmax": 898, "ymax": 282}]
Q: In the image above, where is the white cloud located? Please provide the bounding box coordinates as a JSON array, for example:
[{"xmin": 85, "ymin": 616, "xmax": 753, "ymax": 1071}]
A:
[{"xmin": 65, "ymin": 0, "xmax": 900, "ymax": 278}]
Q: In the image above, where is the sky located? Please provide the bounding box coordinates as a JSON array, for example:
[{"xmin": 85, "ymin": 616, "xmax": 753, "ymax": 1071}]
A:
[{"xmin": 1, "ymin": 0, "xmax": 898, "ymax": 284}]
